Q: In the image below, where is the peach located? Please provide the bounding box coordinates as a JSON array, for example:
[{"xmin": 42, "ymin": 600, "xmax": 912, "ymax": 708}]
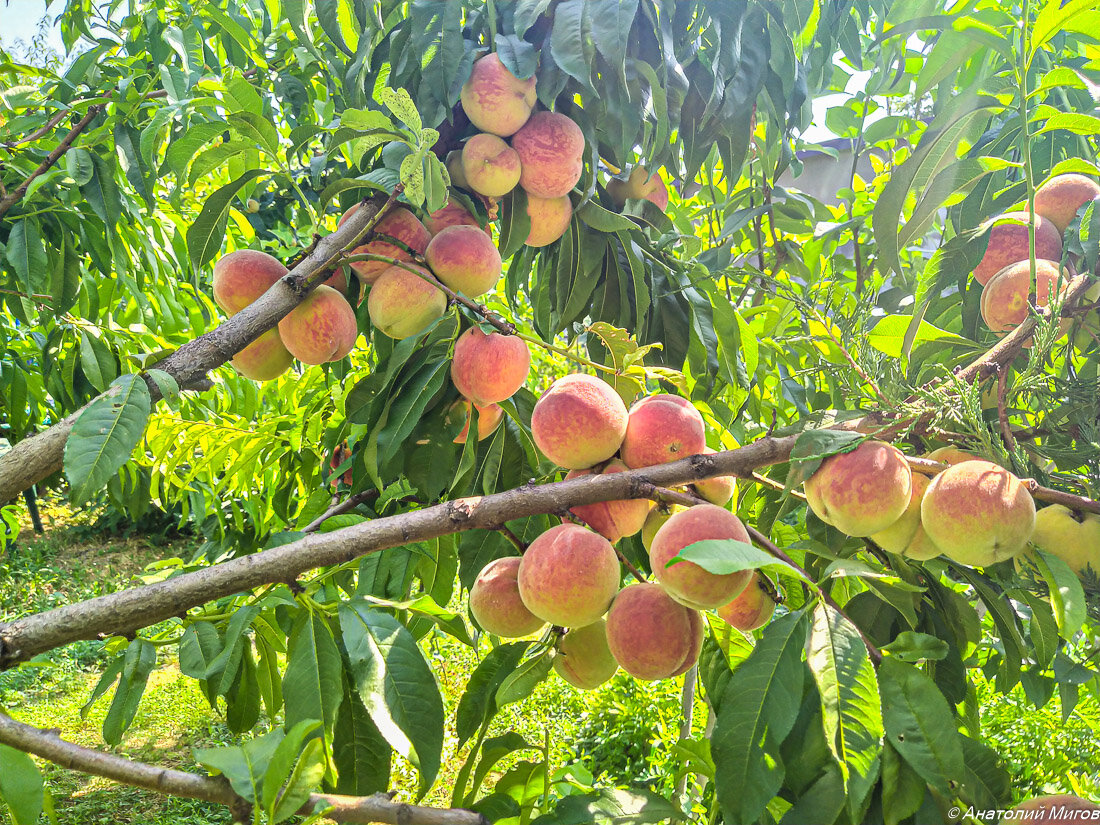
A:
[
  {"xmin": 320, "ymin": 267, "xmax": 349, "ymax": 294},
  {"xmin": 329, "ymin": 442, "xmax": 354, "ymax": 487},
  {"xmin": 461, "ymin": 133, "xmax": 522, "ymax": 198},
  {"xmin": 1010, "ymin": 796, "xmax": 1100, "ymax": 824},
  {"xmin": 512, "ymin": 111, "xmax": 585, "ymax": 199},
  {"xmin": 424, "ymin": 225, "xmax": 503, "ymax": 298},
  {"xmin": 230, "ymin": 328, "xmax": 293, "ymax": 381},
  {"xmin": 525, "ymin": 194, "xmax": 573, "ymax": 247},
  {"xmin": 606, "ymin": 166, "xmax": 663, "ymax": 206},
  {"xmin": 460, "ymin": 53, "xmax": 537, "ymax": 137},
  {"xmin": 212, "ymin": 249, "xmax": 288, "ymax": 315},
  {"xmin": 692, "ymin": 446, "xmax": 737, "ymax": 506},
  {"xmin": 426, "ymin": 198, "xmax": 486, "ymax": 235},
  {"xmin": 339, "ymin": 205, "xmax": 431, "ymax": 286},
  {"xmin": 973, "ymin": 211, "xmax": 1062, "ymax": 286},
  {"xmin": 620, "ymin": 394, "xmax": 706, "ymax": 469},
  {"xmin": 604, "ymin": 583, "xmax": 701, "ymax": 680},
  {"xmin": 649, "ymin": 503, "xmax": 753, "ymax": 609},
  {"xmin": 367, "ymin": 264, "xmax": 447, "ymax": 339},
  {"xmin": 645, "ymin": 176, "xmax": 670, "ymax": 211},
  {"xmin": 517, "ymin": 523, "xmax": 621, "ymax": 627},
  {"xmin": 921, "ymin": 460, "xmax": 1035, "ymax": 567},
  {"xmin": 446, "ymin": 150, "xmax": 469, "ymax": 190},
  {"xmin": 469, "ymin": 556, "xmax": 545, "ymax": 637},
  {"xmin": 980, "ymin": 258, "xmax": 1068, "ymax": 334},
  {"xmin": 902, "ymin": 526, "xmax": 942, "ymax": 561},
  {"xmin": 451, "ymin": 327, "xmax": 531, "ymax": 406},
  {"xmin": 717, "ymin": 572, "xmax": 775, "ymax": 632},
  {"xmin": 804, "ymin": 440, "xmax": 912, "ymax": 537},
  {"xmin": 278, "ymin": 285, "xmax": 358, "ymax": 365},
  {"xmin": 671, "ymin": 609, "xmax": 705, "ymax": 677},
  {"xmin": 1034, "ymin": 174, "xmax": 1100, "ymax": 233},
  {"xmin": 565, "ymin": 459, "xmax": 653, "ymax": 543},
  {"xmin": 925, "ymin": 446, "xmax": 980, "ymax": 465},
  {"xmin": 530, "ymin": 374, "xmax": 629, "ymax": 469},
  {"xmin": 870, "ymin": 472, "xmax": 931, "ymax": 554},
  {"xmin": 450, "ymin": 401, "xmax": 504, "ymax": 444},
  {"xmin": 1029, "ymin": 504, "xmax": 1100, "ymax": 578},
  {"xmin": 553, "ymin": 619, "xmax": 618, "ymax": 689},
  {"xmin": 640, "ymin": 504, "xmax": 686, "ymax": 553}
]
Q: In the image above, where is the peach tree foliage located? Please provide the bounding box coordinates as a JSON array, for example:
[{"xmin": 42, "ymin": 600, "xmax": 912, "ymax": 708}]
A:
[{"xmin": 0, "ymin": 0, "xmax": 1099, "ymax": 823}]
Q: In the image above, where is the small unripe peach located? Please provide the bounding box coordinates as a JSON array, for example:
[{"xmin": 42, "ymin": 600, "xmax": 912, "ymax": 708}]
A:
[
  {"xmin": 1034, "ymin": 174, "xmax": 1100, "ymax": 233},
  {"xmin": 367, "ymin": 264, "xmax": 447, "ymax": 339},
  {"xmin": 425, "ymin": 224, "xmax": 503, "ymax": 298},
  {"xmin": 980, "ymin": 259, "xmax": 1068, "ymax": 334},
  {"xmin": 692, "ymin": 446, "xmax": 737, "ymax": 506},
  {"xmin": 461, "ymin": 133, "xmax": 522, "ymax": 198},
  {"xmin": 245, "ymin": 198, "xmax": 260, "ymax": 213},
  {"xmin": 649, "ymin": 503, "xmax": 753, "ymax": 609},
  {"xmin": 278, "ymin": 285, "xmax": 358, "ymax": 365},
  {"xmin": 921, "ymin": 460, "xmax": 1035, "ymax": 566},
  {"xmin": 517, "ymin": 523, "xmax": 621, "ymax": 627},
  {"xmin": 449, "ymin": 400, "xmax": 504, "ymax": 443},
  {"xmin": 512, "ymin": 111, "xmax": 585, "ymax": 199},
  {"xmin": 451, "ymin": 327, "xmax": 531, "ymax": 406},
  {"xmin": 525, "ymin": 194, "xmax": 573, "ymax": 247},
  {"xmin": 620, "ymin": 394, "xmax": 706, "ymax": 469},
  {"xmin": 717, "ymin": 573, "xmax": 775, "ymax": 632},
  {"xmin": 640, "ymin": 504, "xmax": 686, "ymax": 553},
  {"xmin": 973, "ymin": 211, "xmax": 1062, "ymax": 286},
  {"xmin": 212, "ymin": 249, "xmax": 288, "ymax": 315},
  {"xmin": 804, "ymin": 441, "xmax": 912, "ymax": 537},
  {"xmin": 925, "ymin": 446, "xmax": 980, "ymax": 465},
  {"xmin": 553, "ymin": 619, "xmax": 618, "ymax": 689},
  {"xmin": 231, "ymin": 328, "xmax": 293, "ymax": 382},
  {"xmin": 531, "ymin": 374, "xmax": 628, "ymax": 469},
  {"xmin": 565, "ymin": 459, "xmax": 653, "ymax": 543},
  {"xmin": 460, "ymin": 53, "xmax": 537, "ymax": 137},
  {"xmin": 605, "ymin": 583, "xmax": 701, "ymax": 680},
  {"xmin": 470, "ymin": 557, "xmax": 545, "ymax": 638}
]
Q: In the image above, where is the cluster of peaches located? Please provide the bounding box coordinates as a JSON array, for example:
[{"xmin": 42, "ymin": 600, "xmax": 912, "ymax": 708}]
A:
[
  {"xmin": 468, "ymin": 374, "xmax": 776, "ymax": 691},
  {"xmin": 975, "ymin": 173, "xmax": 1099, "ymax": 336}
]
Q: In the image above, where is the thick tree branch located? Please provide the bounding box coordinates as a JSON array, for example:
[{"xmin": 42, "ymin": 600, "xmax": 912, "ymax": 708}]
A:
[
  {"xmin": 0, "ymin": 435, "xmax": 803, "ymax": 669},
  {"xmin": 0, "ymin": 194, "xmax": 396, "ymax": 505},
  {"xmin": 0, "ymin": 711, "xmax": 487, "ymax": 825}
]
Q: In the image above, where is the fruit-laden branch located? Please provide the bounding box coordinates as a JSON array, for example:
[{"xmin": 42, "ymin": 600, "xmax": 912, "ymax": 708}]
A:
[
  {"xmin": 0, "ymin": 104, "xmax": 106, "ymax": 218},
  {"xmin": 0, "ymin": 193, "xmax": 399, "ymax": 505},
  {"xmin": 0, "ymin": 711, "xmax": 488, "ymax": 825},
  {"xmin": 0, "ymin": 434, "xmax": 805, "ymax": 669}
]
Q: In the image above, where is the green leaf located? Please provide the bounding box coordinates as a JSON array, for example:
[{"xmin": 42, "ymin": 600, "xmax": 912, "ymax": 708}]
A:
[
  {"xmin": 261, "ymin": 720, "xmax": 322, "ymax": 814},
  {"xmin": 513, "ymin": 0, "xmax": 552, "ymax": 36},
  {"xmin": 185, "ymin": 169, "xmax": 268, "ymax": 268},
  {"xmin": 786, "ymin": 430, "xmax": 863, "ymax": 487},
  {"xmin": 0, "ymin": 744, "xmax": 44, "ymax": 825},
  {"xmin": 5, "ymin": 219, "xmax": 48, "ymax": 294},
  {"xmin": 674, "ymin": 538, "xmax": 810, "ymax": 582},
  {"xmin": 1021, "ymin": 591, "xmax": 1059, "ymax": 669},
  {"xmin": 103, "ymin": 638, "xmax": 157, "ymax": 744},
  {"xmin": 79, "ymin": 332, "xmax": 116, "ymax": 393},
  {"xmin": 195, "ymin": 729, "xmax": 283, "ymax": 803},
  {"xmin": 316, "ymin": 0, "xmax": 359, "ymax": 55},
  {"xmin": 377, "ymin": 359, "xmax": 449, "ymax": 465},
  {"xmin": 550, "ymin": 0, "xmax": 594, "ymax": 92},
  {"xmin": 333, "ymin": 682, "xmax": 391, "ymax": 796},
  {"xmin": 957, "ymin": 735, "xmax": 1011, "ymax": 812},
  {"xmin": 867, "ymin": 315, "xmax": 968, "ymax": 360},
  {"xmin": 228, "ymin": 111, "xmax": 282, "ymax": 158},
  {"xmin": 499, "ymin": 188, "xmax": 533, "ymax": 260},
  {"xmin": 1034, "ymin": 111, "xmax": 1100, "ymax": 136},
  {"xmin": 376, "ymin": 86, "xmax": 421, "ymax": 133},
  {"xmin": 531, "ymin": 788, "xmax": 684, "ymax": 824},
  {"xmin": 1032, "ymin": 549, "xmax": 1087, "ymax": 640},
  {"xmin": 577, "ymin": 201, "xmax": 636, "ymax": 232},
  {"xmin": 495, "ymin": 647, "xmax": 553, "ymax": 708},
  {"xmin": 266, "ymin": 727, "xmax": 327, "ymax": 824},
  {"xmin": 455, "ymin": 642, "xmax": 530, "ymax": 745},
  {"xmin": 282, "ymin": 610, "xmax": 343, "ymax": 741},
  {"xmin": 586, "ymin": 0, "xmax": 639, "ymax": 76},
  {"xmin": 64, "ymin": 374, "xmax": 151, "ymax": 505},
  {"xmin": 806, "ymin": 603, "xmax": 882, "ymax": 805},
  {"xmin": 339, "ymin": 600, "xmax": 444, "ymax": 796},
  {"xmin": 712, "ymin": 611, "xmax": 808, "ymax": 824},
  {"xmin": 1031, "ymin": 0, "xmax": 1100, "ymax": 57},
  {"xmin": 881, "ymin": 632, "xmax": 949, "ymax": 662},
  {"xmin": 881, "ymin": 742, "xmax": 925, "ymax": 825},
  {"xmin": 878, "ymin": 657, "xmax": 964, "ymax": 796},
  {"xmin": 496, "ymin": 34, "xmax": 538, "ymax": 80}
]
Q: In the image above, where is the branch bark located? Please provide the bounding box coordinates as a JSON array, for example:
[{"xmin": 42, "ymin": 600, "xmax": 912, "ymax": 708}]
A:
[
  {"xmin": 0, "ymin": 710, "xmax": 488, "ymax": 825},
  {"xmin": 0, "ymin": 435, "xmax": 802, "ymax": 669},
  {"xmin": 0, "ymin": 195, "xmax": 392, "ymax": 505}
]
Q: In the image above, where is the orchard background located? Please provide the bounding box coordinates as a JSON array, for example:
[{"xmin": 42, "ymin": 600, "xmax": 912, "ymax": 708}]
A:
[{"xmin": 1, "ymin": 0, "xmax": 1100, "ymax": 823}]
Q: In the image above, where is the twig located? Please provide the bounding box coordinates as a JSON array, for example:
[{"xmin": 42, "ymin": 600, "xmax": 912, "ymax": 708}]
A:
[
  {"xmin": 0, "ymin": 710, "xmax": 488, "ymax": 825},
  {"xmin": 996, "ymin": 365, "xmax": 1017, "ymax": 452},
  {"xmin": 616, "ymin": 547, "xmax": 647, "ymax": 583},
  {"xmin": 303, "ymin": 489, "xmax": 381, "ymax": 533},
  {"xmin": 494, "ymin": 524, "xmax": 527, "ymax": 553}
]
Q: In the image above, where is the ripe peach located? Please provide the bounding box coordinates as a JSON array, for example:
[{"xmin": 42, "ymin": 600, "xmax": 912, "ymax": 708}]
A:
[
  {"xmin": 278, "ymin": 285, "xmax": 358, "ymax": 365},
  {"xmin": 671, "ymin": 609, "xmax": 705, "ymax": 676},
  {"xmin": 871, "ymin": 472, "xmax": 931, "ymax": 554},
  {"xmin": 973, "ymin": 211, "xmax": 1062, "ymax": 286},
  {"xmin": 565, "ymin": 459, "xmax": 653, "ymax": 543},
  {"xmin": 231, "ymin": 328, "xmax": 293, "ymax": 382},
  {"xmin": 461, "ymin": 133, "xmax": 522, "ymax": 198},
  {"xmin": 902, "ymin": 526, "xmax": 942, "ymax": 561},
  {"xmin": 517, "ymin": 523, "xmax": 621, "ymax": 627},
  {"xmin": 446, "ymin": 150, "xmax": 469, "ymax": 190},
  {"xmin": 1029, "ymin": 504, "xmax": 1100, "ymax": 578},
  {"xmin": 925, "ymin": 446, "xmax": 980, "ymax": 465},
  {"xmin": 606, "ymin": 166, "xmax": 667, "ymax": 210},
  {"xmin": 426, "ymin": 198, "xmax": 486, "ymax": 235},
  {"xmin": 640, "ymin": 504, "xmax": 686, "ymax": 553},
  {"xmin": 645, "ymin": 176, "xmax": 670, "ymax": 211},
  {"xmin": 450, "ymin": 401, "xmax": 504, "ymax": 444},
  {"xmin": 649, "ymin": 503, "xmax": 753, "ymax": 609},
  {"xmin": 512, "ymin": 111, "xmax": 585, "ymax": 199},
  {"xmin": 525, "ymin": 194, "xmax": 573, "ymax": 248},
  {"xmin": 921, "ymin": 460, "xmax": 1035, "ymax": 566},
  {"xmin": 1034, "ymin": 174, "xmax": 1100, "ymax": 233},
  {"xmin": 424, "ymin": 224, "xmax": 503, "ymax": 298},
  {"xmin": 980, "ymin": 259, "xmax": 1068, "ymax": 334},
  {"xmin": 212, "ymin": 249, "xmax": 288, "ymax": 315},
  {"xmin": 530, "ymin": 374, "xmax": 628, "ymax": 469},
  {"xmin": 470, "ymin": 556, "xmax": 545, "ymax": 638},
  {"xmin": 717, "ymin": 573, "xmax": 775, "ymax": 632},
  {"xmin": 804, "ymin": 440, "xmax": 912, "ymax": 537},
  {"xmin": 451, "ymin": 327, "xmax": 530, "ymax": 406},
  {"xmin": 460, "ymin": 53, "xmax": 537, "ymax": 137},
  {"xmin": 692, "ymin": 446, "xmax": 737, "ymax": 506},
  {"xmin": 320, "ymin": 267, "xmax": 349, "ymax": 294},
  {"xmin": 340, "ymin": 205, "xmax": 431, "ymax": 286},
  {"xmin": 605, "ymin": 583, "xmax": 701, "ymax": 680},
  {"xmin": 1010, "ymin": 795, "xmax": 1100, "ymax": 824},
  {"xmin": 553, "ymin": 619, "xmax": 618, "ymax": 690},
  {"xmin": 367, "ymin": 264, "xmax": 447, "ymax": 339},
  {"xmin": 620, "ymin": 394, "xmax": 706, "ymax": 469}
]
